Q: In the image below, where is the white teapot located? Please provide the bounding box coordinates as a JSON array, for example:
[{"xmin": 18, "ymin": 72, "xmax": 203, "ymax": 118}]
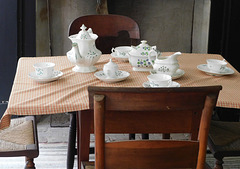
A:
[
  {"xmin": 148, "ymin": 52, "xmax": 181, "ymax": 76},
  {"xmin": 67, "ymin": 24, "xmax": 102, "ymax": 73}
]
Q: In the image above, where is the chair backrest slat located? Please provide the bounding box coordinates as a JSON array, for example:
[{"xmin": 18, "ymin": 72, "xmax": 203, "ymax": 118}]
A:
[{"xmin": 105, "ymin": 140, "xmax": 199, "ymax": 169}]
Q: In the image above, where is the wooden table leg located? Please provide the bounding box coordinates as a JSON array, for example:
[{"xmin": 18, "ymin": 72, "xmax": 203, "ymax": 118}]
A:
[{"xmin": 77, "ymin": 110, "xmax": 93, "ymax": 169}]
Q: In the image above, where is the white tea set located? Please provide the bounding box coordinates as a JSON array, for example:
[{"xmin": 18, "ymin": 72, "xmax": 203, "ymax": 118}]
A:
[
  {"xmin": 64, "ymin": 24, "xmax": 184, "ymax": 86},
  {"xmin": 28, "ymin": 62, "xmax": 63, "ymax": 83},
  {"xmin": 28, "ymin": 24, "xmax": 234, "ymax": 85}
]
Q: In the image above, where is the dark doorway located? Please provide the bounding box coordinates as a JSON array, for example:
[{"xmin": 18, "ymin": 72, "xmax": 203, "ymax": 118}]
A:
[
  {"xmin": 208, "ymin": 0, "xmax": 240, "ymax": 121},
  {"xmin": 0, "ymin": 0, "xmax": 36, "ymax": 117},
  {"xmin": 208, "ymin": 0, "xmax": 240, "ymax": 72}
]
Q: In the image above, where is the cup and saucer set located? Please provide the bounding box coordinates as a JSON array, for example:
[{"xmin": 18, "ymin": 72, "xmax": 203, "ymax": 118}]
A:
[
  {"xmin": 94, "ymin": 59, "xmax": 130, "ymax": 83},
  {"xmin": 110, "ymin": 46, "xmax": 132, "ymax": 62},
  {"xmin": 143, "ymin": 74, "xmax": 180, "ymax": 88},
  {"xmin": 28, "ymin": 62, "xmax": 63, "ymax": 83},
  {"xmin": 197, "ymin": 59, "xmax": 234, "ymax": 76}
]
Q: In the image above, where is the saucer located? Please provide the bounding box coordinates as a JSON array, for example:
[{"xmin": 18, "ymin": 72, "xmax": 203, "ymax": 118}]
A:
[
  {"xmin": 28, "ymin": 71, "xmax": 63, "ymax": 83},
  {"xmin": 150, "ymin": 69, "xmax": 185, "ymax": 79},
  {"xmin": 94, "ymin": 70, "xmax": 130, "ymax": 83},
  {"xmin": 197, "ymin": 64, "xmax": 234, "ymax": 76},
  {"xmin": 143, "ymin": 81, "xmax": 180, "ymax": 88},
  {"xmin": 110, "ymin": 52, "xmax": 129, "ymax": 62}
]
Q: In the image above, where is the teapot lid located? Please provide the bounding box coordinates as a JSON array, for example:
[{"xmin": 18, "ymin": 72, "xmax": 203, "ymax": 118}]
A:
[
  {"xmin": 129, "ymin": 40, "xmax": 157, "ymax": 56},
  {"xmin": 104, "ymin": 59, "xmax": 118, "ymax": 69},
  {"xmin": 76, "ymin": 24, "xmax": 93, "ymax": 40}
]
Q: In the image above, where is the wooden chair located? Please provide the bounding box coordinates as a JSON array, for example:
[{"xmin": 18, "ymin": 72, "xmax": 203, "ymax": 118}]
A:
[
  {"xmin": 0, "ymin": 116, "xmax": 39, "ymax": 169},
  {"xmin": 67, "ymin": 14, "xmax": 140, "ymax": 169},
  {"xmin": 83, "ymin": 86, "xmax": 222, "ymax": 169},
  {"xmin": 208, "ymin": 120, "xmax": 240, "ymax": 169},
  {"xmin": 68, "ymin": 14, "xmax": 140, "ymax": 54}
]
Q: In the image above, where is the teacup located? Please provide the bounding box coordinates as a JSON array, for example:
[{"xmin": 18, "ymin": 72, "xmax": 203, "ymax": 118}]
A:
[
  {"xmin": 111, "ymin": 46, "xmax": 132, "ymax": 58},
  {"xmin": 33, "ymin": 62, "xmax": 55, "ymax": 79},
  {"xmin": 207, "ymin": 59, "xmax": 227, "ymax": 72},
  {"xmin": 147, "ymin": 74, "xmax": 172, "ymax": 87},
  {"xmin": 103, "ymin": 59, "xmax": 119, "ymax": 78}
]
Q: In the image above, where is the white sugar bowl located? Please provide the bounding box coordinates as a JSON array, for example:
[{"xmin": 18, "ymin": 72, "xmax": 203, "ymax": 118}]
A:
[
  {"xmin": 128, "ymin": 40, "xmax": 159, "ymax": 71},
  {"xmin": 103, "ymin": 59, "xmax": 119, "ymax": 78}
]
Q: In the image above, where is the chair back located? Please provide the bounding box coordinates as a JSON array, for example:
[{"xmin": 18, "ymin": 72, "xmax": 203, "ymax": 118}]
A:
[
  {"xmin": 88, "ymin": 86, "xmax": 222, "ymax": 169},
  {"xmin": 68, "ymin": 14, "xmax": 140, "ymax": 54}
]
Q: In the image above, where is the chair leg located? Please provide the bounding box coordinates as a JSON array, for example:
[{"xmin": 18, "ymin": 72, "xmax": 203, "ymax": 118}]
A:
[
  {"xmin": 67, "ymin": 113, "xmax": 77, "ymax": 169},
  {"xmin": 142, "ymin": 134, "xmax": 149, "ymax": 139},
  {"xmin": 214, "ymin": 158, "xmax": 224, "ymax": 169},
  {"xmin": 129, "ymin": 134, "xmax": 149, "ymax": 140},
  {"xmin": 129, "ymin": 134, "xmax": 135, "ymax": 140},
  {"xmin": 25, "ymin": 157, "xmax": 35, "ymax": 169}
]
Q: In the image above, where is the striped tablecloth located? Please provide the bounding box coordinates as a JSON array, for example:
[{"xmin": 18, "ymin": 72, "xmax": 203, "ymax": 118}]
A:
[{"xmin": 1, "ymin": 53, "xmax": 239, "ymax": 129}]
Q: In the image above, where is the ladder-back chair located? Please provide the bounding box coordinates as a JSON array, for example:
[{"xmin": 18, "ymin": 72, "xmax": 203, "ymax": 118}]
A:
[
  {"xmin": 84, "ymin": 86, "xmax": 222, "ymax": 169},
  {"xmin": 0, "ymin": 116, "xmax": 39, "ymax": 169},
  {"xmin": 208, "ymin": 120, "xmax": 240, "ymax": 169}
]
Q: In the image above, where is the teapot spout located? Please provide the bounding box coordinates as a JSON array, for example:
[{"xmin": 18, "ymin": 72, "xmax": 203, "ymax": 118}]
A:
[{"xmin": 72, "ymin": 43, "xmax": 83, "ymax": 61}]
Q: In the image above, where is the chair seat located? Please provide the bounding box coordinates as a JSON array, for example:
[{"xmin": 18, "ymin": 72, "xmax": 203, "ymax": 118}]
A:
[
  {"xmin": 209, "ymin": 120, "xmax": 240, "ymax": 152},
  {"xmin": 0, "ymin": 117, "xmax": 34, "ymax": 151},
  {"xmin": 0, "ymin": 116, "xmax": 39, "ymax": 169}
]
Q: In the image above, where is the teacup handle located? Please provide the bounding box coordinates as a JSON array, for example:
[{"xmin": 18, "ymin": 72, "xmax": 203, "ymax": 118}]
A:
[{"xmin": 111, "ymin": 48, "xmax": 115, "ymax": 53}]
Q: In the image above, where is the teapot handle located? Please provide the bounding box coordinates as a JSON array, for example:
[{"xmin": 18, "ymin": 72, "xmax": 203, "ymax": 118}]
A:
[{"xmin": 148, "ymin": 50, "xmax": 158, "ymax": 66}]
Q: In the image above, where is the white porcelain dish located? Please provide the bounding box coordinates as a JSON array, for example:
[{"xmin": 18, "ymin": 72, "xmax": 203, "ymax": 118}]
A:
[
  {"xmin": 150, "ymin": 69, "xmax": 185, "ymax": 80},
  {"xmin": 197, "ymin": 64, "xmax": 234, "ymax": 76},
  {"xmin": 28, "ymin": 71, "xmax": 63, "ymax": 83},
  {"xmin": 143, "ymin": 81, "xmax": 180, "ymax": 88},
  {"xmin": 94, "ymin": 70, "xmax": 130, "ymax": 83},
  {"xmin": 110, "ymin": 52, "xmax": 129, "ymax": 62}
]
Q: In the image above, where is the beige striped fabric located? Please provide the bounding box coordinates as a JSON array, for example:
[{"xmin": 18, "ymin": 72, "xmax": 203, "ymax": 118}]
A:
[{"xmin": 1, "ymin": 53, "xmax": 239, "ymax": 129}]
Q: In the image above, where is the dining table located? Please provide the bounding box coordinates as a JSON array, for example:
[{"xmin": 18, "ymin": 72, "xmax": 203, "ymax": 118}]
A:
[{"xmin": 0, "ymin": 52, "xmax": 240, "ymax": 168}]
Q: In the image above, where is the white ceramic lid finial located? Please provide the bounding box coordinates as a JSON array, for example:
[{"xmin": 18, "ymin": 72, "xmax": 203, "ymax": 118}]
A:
[{"xmin": 80, "ymin": 24, "xmax": 87, "ymax": 31}]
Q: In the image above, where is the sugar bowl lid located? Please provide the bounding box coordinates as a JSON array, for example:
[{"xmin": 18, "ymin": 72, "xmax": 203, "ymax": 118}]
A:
[
  {"xmin": 104, "ymin": 59, "xmax": 118, "ymax": 70},
  {"xmin": 129, "ymin": 40, "xmax": 157, "ymax": 56}
]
